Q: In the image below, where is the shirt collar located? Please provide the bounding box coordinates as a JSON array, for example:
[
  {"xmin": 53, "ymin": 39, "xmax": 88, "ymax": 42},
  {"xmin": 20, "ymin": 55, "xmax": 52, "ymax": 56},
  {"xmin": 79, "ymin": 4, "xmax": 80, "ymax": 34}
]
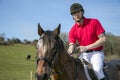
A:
[{"xmin": 75, "ymin": 17, "xmax": 86, "ymax": 27}]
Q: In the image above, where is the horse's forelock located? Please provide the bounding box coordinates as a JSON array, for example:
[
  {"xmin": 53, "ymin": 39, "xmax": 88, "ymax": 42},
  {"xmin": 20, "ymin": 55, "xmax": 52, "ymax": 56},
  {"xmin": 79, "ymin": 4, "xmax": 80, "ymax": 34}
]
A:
[{"xmin": 40, "ymin": 31, "xmax": 56, "ymax": 50}]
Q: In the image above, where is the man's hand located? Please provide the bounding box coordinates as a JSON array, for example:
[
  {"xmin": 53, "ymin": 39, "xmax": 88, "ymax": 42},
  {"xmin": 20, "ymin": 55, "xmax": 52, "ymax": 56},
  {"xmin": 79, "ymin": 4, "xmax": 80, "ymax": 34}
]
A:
[
  {"xmin": 67, "ymin": 43, "xmax": 76, "ymax": 56},
  {"xmin": 77, "ymin": 46, "xmax": 88, "ymax": 53}
]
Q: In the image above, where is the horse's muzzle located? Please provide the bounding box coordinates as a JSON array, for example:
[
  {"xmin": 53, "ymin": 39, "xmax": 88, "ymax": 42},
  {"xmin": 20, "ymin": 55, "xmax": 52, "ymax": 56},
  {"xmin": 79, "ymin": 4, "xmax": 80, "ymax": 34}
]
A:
[{"xmin": 35, "ymin": 73, "xmax": 49, "ymax": 80}]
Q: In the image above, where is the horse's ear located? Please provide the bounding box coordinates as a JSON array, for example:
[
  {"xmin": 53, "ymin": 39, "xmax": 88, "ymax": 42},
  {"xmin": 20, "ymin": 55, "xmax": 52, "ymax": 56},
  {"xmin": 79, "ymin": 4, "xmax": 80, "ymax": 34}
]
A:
[
  {"xmin": 54, "ymin": 24, "xmax": 61, "ymax": 36},
  {"xmin": 38, "ymin": 23, "xmax": 44, "ymax": 36}
]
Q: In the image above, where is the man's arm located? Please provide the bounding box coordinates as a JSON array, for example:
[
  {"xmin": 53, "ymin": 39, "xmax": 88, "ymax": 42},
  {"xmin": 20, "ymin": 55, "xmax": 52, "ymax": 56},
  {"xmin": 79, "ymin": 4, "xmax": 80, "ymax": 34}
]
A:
[
  {"xmin": 67, "ymin": 43, "xmax": 76, "ymax": 55},
  {"xmin": 87, "ymin": 33, "xmax": 106, "ymax": 49},
  {"xmin": 78, "ymin": 33, "xmax": 106, "ymax": 52}
]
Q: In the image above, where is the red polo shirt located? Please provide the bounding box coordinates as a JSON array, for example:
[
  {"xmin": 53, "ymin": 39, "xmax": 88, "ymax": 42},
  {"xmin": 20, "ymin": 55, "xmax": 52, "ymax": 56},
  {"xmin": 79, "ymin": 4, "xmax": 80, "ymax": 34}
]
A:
[{"xmin": 68, "ymin": 17, "xmax": 105, "ymax": 50}]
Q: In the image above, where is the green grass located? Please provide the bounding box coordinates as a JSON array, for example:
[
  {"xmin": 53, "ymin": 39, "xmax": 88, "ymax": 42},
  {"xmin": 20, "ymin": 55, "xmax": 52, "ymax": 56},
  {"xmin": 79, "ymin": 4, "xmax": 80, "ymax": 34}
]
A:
[
  {"xmin": 0, "ymin": 44, "xmax": 119, "ymax": 80},
  {"xmin": 0, "ymin": 44, "xmax": 36, "ymax": 80}
]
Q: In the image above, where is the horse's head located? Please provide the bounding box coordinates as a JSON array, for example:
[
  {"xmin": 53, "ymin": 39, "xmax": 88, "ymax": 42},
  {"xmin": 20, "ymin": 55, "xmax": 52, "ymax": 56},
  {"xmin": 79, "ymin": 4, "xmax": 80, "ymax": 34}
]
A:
[{"xmin": 36, "ymin": 23, "xmax": 61, "ymax": 80}]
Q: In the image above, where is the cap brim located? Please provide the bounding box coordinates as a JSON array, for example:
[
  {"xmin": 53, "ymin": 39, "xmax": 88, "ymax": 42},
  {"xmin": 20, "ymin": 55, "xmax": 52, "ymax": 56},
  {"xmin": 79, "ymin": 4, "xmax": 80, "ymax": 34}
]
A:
[{"xmin": 71, "ymin": 8, "xmax": 82, "ymax": 14}]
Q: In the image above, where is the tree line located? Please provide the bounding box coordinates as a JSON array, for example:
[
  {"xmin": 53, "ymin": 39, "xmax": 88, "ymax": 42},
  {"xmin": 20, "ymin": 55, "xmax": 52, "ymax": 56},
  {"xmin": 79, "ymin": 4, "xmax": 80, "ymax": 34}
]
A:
[
  {"xmin": 0, "ymin": 33, "xmax": 37, "ymax": 45},
  {"xmin": 60, "ymin": 32, "xmax": 120, "ymax": 57},
  {"xmin": 0, "ymin": 32, "xmax": 120, "ymax": 57}
]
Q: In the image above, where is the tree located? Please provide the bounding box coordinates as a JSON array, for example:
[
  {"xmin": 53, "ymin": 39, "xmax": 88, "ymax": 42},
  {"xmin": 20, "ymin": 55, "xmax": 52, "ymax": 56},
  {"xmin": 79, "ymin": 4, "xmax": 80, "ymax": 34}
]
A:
[
  {"xmin": 0, "ymin": 33, "xmax": 5, "ymax": 42},
  {"xmin": 23, "ymin": 39, "xmax": 31, "ymax": 44}
]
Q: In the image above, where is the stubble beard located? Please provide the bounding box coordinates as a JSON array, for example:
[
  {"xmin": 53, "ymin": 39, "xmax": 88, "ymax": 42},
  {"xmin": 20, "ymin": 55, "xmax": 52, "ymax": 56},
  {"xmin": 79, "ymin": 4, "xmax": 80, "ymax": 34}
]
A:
[{"xmin": 76, "ymin": 16, "xmax": 83, "ymax": 22}]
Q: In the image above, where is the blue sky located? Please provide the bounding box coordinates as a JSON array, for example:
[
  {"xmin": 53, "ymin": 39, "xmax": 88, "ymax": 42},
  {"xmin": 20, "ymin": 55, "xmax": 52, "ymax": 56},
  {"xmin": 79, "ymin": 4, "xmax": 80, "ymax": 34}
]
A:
[{"xmin": 0, "ymin": 0, "xmax": 120, "ymax": 41}]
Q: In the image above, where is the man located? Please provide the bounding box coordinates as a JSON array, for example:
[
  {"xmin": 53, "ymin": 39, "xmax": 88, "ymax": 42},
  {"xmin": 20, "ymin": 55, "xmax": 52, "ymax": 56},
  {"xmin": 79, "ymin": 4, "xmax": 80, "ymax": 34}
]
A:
[{"xmin": 67, "ymin": 3, "xmax": 106, "ymax": 80}]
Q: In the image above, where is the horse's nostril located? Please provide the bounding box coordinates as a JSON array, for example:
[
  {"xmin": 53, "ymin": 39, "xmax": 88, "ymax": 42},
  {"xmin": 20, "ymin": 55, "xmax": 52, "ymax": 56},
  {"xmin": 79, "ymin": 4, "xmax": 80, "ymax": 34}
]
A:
[
  {"xmin": 41, "ymin": 73, "xmax": 48, "ymax": 80},
  {"xmin": 35, "ymin": 72, "xmax": 48, "ymax": 80},
  {"xmin": 35, "ymin": 72, "xmax": 41, "ymax": 80}
]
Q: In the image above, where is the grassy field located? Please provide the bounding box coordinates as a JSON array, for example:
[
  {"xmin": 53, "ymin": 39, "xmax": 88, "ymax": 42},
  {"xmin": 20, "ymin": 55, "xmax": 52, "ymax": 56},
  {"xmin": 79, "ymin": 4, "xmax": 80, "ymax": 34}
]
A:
[
  {"xmin": 0, "ymin": 44, "xmax": 36, "ymax": 80},
  {"xmin": 0, "ymin": 44, "xmax": 119, "ymax": 80}
]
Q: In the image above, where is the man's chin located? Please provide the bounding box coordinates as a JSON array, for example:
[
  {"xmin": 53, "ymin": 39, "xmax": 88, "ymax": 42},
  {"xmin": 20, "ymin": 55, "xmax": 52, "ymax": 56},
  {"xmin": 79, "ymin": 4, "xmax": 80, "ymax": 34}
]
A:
[
  {"xmin": 75, "ymin": 17, "xmax": 83, "ymax": 22},
  {"xmin": 76, "ymin": 20, "xmax": 81, "ymax": 22}
]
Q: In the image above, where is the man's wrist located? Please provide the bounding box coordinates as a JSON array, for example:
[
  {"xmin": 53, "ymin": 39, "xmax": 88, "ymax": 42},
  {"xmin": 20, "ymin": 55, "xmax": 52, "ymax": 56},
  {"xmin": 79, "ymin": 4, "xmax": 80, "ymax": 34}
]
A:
[
  {"xmin": 67, "ymin": 51, "xmax": 73, "ymax": 55},
  {"xmin": 86, "ymin": 46, "xmax": 89, "ymax": 50}
]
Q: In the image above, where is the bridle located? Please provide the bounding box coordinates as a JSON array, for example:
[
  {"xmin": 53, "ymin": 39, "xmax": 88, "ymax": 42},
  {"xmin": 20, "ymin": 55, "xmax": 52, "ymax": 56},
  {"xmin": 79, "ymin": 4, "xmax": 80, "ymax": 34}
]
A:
[
  {"xmin": 36, "ymin": 37, "xmax": 61, "ymax": 79},
  {"xmin": 36, "ymin": 44, "xmax": 59, "ymax": 68}
]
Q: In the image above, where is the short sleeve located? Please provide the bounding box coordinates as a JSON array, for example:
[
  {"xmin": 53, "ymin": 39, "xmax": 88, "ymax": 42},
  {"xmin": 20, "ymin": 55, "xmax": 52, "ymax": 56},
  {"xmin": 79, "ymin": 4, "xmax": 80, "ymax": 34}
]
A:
[
  {"xmin": 68, "ymin": 26, "xmax": 76, "ymax": 44},
  {"xmin": 95, "ymin": 19, "xmax": 105, "ymax": 35}
]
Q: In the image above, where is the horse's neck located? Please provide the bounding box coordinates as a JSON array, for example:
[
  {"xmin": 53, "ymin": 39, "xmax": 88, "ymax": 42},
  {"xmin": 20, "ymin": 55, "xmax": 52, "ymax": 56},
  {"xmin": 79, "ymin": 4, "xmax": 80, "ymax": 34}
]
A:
[
  {"xmin": 54, "ymin": 48, "xmax": 74, "ymax": 70},
  {"xmin": 53, "ymin": 48, "xmax": 87, "ymax": 80},
  {"xmin": 60, "ymin": 49, "xmax": 73, "ymax": 64}
]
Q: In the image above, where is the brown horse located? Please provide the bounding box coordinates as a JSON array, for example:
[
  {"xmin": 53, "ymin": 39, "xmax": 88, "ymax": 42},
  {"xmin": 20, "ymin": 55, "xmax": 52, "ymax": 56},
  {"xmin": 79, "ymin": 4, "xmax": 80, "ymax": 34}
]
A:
[
  {"xmin": 36, "ymin": 23, "xmax": 120, "ymax": 80},
  {"xmin": 36, "ymin": 23, "xmax": 88, "ymax": 80}
]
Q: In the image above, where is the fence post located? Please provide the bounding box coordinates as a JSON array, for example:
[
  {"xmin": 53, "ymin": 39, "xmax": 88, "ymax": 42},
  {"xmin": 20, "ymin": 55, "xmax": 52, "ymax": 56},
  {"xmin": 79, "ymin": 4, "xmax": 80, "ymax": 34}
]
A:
[{"xmin": 30, "ymin": 71, "xmax": 32, "ymax": 80}]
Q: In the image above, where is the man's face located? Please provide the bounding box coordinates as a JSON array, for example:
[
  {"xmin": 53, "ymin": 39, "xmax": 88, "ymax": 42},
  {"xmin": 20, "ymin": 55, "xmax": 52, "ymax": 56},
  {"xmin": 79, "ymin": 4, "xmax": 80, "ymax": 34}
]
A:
[{"xmin": 72, "ymin": 10, "xmax": 83, "ymax": 22}]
